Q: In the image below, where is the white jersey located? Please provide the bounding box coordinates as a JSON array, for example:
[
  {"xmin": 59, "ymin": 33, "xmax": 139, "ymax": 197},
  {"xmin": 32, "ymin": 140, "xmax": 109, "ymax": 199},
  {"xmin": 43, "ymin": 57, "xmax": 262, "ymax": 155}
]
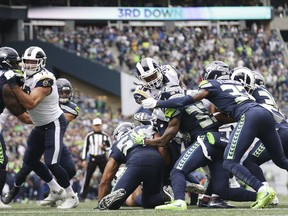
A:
[
  {"xmin": 23, "ymin": 69, "xmax": 63, "ymax": 126},
  {"xmin": 141, "ymin": 65, "xmax": 184, "ymax": 122}
]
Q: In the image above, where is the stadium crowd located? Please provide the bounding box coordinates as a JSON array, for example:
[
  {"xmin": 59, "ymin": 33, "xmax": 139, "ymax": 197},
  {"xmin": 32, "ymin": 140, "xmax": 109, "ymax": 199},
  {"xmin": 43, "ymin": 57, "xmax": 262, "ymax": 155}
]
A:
[
  {"xmin": 2, "ymin": 23, "xmax": 288, "ymax": 205},
  {"xmin": 36, "ymin": 25, "xmax": 288, "ymax": 111}
]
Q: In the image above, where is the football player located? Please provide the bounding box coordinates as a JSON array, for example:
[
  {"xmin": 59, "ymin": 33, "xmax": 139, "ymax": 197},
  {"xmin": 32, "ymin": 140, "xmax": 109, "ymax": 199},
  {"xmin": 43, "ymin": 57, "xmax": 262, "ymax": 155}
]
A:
[
  {"xmin": 0, "ymin": 46, "xmax": 33, "ymax": 208},
  {"xmin": 4, "ymin": 47, "xmax": 78, "ymax": 209},
  {"xmin": 2, "ymin": 78, "xmax": 80, "ymax": 207},
  {"xmin": 140, "ymin": 60, "xmax": 288, "ymax": 209},
  {"xmin": 97, "ymin": 122, "xmax": 168, "ymax": 210}
]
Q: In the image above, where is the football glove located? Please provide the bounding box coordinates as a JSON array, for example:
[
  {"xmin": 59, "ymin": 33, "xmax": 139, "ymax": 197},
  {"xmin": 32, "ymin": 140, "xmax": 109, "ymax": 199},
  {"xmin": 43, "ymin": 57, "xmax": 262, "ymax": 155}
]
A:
[
  {"xmin": 4, "ymin": 70, "xmax": 18, "ymax": 88},
  {"xmin": 130, "ymin": 131, "xmax": 145, "ymax": 145},
  {"xmin": 142, "ymin": 98, "xmax": 157, "ymax": 109},
  {"xmin": 133, "ymin": 88, "xmax": 150, "ymax": 105}
]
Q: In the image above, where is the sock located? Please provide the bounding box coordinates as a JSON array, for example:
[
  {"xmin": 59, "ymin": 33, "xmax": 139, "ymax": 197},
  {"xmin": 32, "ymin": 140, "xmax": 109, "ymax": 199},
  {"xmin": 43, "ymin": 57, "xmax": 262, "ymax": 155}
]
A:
[
  {"xmin": 258, "ymin": 184, "xmax": 268, "ymax": 192},
  {"xmin": 65, "ymin": 185, "xmax": 75, "ymax": 196},
  {"xmin": 47, "ymin": 178, "xmax": 62, "ymax": 191}
]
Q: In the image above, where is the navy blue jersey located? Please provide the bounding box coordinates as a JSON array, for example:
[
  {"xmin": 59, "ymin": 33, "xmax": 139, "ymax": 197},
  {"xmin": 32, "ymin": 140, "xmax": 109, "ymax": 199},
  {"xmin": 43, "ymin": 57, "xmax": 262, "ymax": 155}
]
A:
[
  {"xmin": 109, "ymin": 125, "xmax": 163, "ymax": 168},
  {"xmin": 0, "ymin": 71, "xmax": 9, "ymax": 114},
  {"xmin": 198, "ymin": 79, "xmax": 258, "ymax": 120},
  {"xmin": 252, "ymin": 85, "xmax": 286, "ymax": 124},
  {"xmin": 60, "ymin": 101, "xmax": 80, "ymax": 117},
  {"xmin": 163, "ymin": 100, "xmax": 219, "ymax": 143}
]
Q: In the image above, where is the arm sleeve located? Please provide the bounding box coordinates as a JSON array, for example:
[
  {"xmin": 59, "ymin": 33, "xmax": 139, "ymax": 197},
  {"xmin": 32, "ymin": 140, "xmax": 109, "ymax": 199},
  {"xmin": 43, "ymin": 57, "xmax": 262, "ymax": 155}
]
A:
[{"xmin": 157, "ymin": 95, "xmax": 195, "ymax": 108}]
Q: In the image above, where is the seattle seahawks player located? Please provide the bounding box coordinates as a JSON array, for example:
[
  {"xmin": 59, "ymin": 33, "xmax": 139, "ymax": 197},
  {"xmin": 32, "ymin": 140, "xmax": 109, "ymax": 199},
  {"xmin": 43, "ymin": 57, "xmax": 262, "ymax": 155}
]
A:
[
  {"xmin": 0, "ymin": 46, "xmax": 33, "ymax": 208},
  {"xmin": 4, "ymin": 46, "xmax": 78, "ymax": 209},
  {"xmin": 97, "ymin": 122, "xmax": 167, "ymax": 210},
  {"xmin": 231, "ymin": 68, "xmax": 287, "ymax": 206},
  {"xmin": 2, "ymin": 78, "xmax": 79, "ymax": 207},
  {"xmin": 131, "ymin": 90, "xmax": 257, "ymax": 210},
  {"xmin": 140, "ymin": 60, "xmax": 288, "ymax": 209}
]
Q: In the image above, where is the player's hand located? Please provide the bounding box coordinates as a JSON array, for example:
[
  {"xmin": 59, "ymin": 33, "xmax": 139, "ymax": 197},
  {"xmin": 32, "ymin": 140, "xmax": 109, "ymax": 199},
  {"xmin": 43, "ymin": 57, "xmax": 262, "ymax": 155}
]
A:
[
  {"xmin": 133, "ymin": 88, "xmax": 150, "ymax": 105},
  {"xmin": 142, "ymin": 98, "xmax": 157, "ymax": 109},
  {"xmin": 130, "ymin": 131, "xmax": 145, "ymax": 145},
  {"xmin": 4, "ymin": 70, "xmax": 18, "ymax": 88}
]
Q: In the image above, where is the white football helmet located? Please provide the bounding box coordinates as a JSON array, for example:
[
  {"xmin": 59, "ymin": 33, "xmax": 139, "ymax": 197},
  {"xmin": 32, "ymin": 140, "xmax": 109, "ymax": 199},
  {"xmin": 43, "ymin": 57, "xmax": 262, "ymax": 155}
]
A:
[
  {"xmin": 231, "ymin": 67, "xmax": 255, "ymax": 94},
  {"xmin": 22, "ymin": 46, "xmax": 47, "ymax": 76},
  {"xmin": 135, "ymin": 57, "xmax": 163, "ymax": 89}
]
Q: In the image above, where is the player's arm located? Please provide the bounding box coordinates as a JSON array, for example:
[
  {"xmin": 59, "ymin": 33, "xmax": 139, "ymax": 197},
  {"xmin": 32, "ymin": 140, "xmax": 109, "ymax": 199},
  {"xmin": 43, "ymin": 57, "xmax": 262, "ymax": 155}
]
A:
[
  {"xmin": 12, "ymin": 85, "xmax": 51, "ymax": 110},
  {"xmin": 142, "ymin": 89, "xmax": 209, "ymax": 109},
  {"xmin": 144, "ymin": 117, "xmax": 180, "ymax": 147},
  {"xmin": 98, "ymin": 157, "xmax": 120, "ymax": 201},
  {"xmin": 213, "ymin": 112, "xmax": 235, "ymax": 124},
  {"xmin": 64, "ymin": 113, "xmax": 76, "ymax": 123},
  {"xmin": 208, "ymin": 103, "xmax": 235, "ymax": 124},
  {"xmin": 157, "ymin": 89, "xmax": 209, "ymax": 108},
  {"xmin": 2, "ymin": 84, "xmax": 33, "ymax": 124}
]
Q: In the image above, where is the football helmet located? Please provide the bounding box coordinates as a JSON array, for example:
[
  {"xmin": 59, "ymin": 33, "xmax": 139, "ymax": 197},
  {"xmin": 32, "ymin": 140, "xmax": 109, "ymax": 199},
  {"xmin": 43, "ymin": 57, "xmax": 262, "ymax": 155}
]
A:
[
  {"xmin": 22, "ymin": 46, "xmax": 47, "ymax": 76},
  {"xmin": 135, "ymin": 57, "xmax": 163, "ymax": 89},
  {"xmin": 0, "ymin": 47, "xmax": 21, "ymax": 70},
  {"xmin": 231, "ymin": 67, "xmax": 255, "ymax": 94},
  {"xmin": 56, "ymin": 78, "xmax": 73, "ymax": 103},
  {"xmin": 252, "ymin": 71, "xmax": 265, "ymax": 86},
  {"xmin": 202, "ymin": 61, "xmax": 230, "ymax": 80},
  {"xmin": 113, "ymin": 122, "xmax": 135, "ymax": 140}
]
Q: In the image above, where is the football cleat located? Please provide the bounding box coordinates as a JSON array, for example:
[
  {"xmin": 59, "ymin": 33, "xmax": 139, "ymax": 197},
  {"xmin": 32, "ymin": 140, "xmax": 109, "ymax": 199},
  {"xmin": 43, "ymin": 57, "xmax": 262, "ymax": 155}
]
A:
[
  {"xmin": 0, "ymin": 200, "xmax": 11, "ymax": 208},
  {"xmin": 98, "ymin": 188, "xmax": 126, "ymax": 210},
  {"xmin": 251, "ymin": 186, "xmax": 275, "ymax": 209},
  {"xmin": 162, "ymin": 185, "xmax": 174, "ymax": 203},
  {"xmin": 2, "ymin": 186, "xmax": 20, "ymax": 204},
  {"xmin": 208, "ymin": 196, "xmax": 235, "ymax": 208},
  {"xmin": 269, "ymin": 195, "xmax": 279, "ymax": 206},
  {"xmin": 57, "ymin": 194, "xmax": 79, "ymax": 209},
  {"xmin": 155, "ymin": 199, "xmax": 187, "ymax": 210},
  {"xmin": 185, "ymin": 183, "xmax": 206, "ymax": 194},
  {"xmin": 40, "ymin": 188, "xmax": 66, "ymax": 206},
  {"xmin": 197, "ymin": 194, "xmax": 210, "ymax": 208}
]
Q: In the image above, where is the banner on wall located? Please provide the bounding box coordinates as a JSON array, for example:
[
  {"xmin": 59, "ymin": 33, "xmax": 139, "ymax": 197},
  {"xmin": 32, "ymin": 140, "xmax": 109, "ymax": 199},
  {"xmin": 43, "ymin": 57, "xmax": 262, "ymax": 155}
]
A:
[{"xmin": 28, "ymin": 6, "xmax": 272, "ymax": 20}]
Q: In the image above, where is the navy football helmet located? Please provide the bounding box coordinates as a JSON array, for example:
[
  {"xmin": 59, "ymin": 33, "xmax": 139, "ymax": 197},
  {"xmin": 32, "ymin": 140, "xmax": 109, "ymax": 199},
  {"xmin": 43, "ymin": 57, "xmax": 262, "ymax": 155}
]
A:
[
  {"xmin": 113, "ymin": 122, "xmax": 135, "ymax": 140},
  {"xmin": 56, "ymin": 78, "xmax": 73, "ymax": 103},
  {"xmin": 135, "ymin": 57, "xmax": 163, "ymax": 89},
  {"xmin": 0, "ymin": 47, "xmax": 21, "ymax": 70},
  {"xmin": 231, "ymin": 67, "xmax": 255, "ymax": 94},
  {"xmin": 202, "ymin": 61, "xmax": 230, "ymax": 80},
  {"xmin": 252, "ymin": 71, "xmax": 265, "ymax": 86}
]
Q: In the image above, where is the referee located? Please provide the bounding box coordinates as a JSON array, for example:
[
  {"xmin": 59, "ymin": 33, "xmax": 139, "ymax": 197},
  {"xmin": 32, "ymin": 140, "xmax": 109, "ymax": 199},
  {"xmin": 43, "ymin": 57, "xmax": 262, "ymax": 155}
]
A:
[{"xmin": 80, "ymin": 118, "xmax": 111, "ymax": 201}]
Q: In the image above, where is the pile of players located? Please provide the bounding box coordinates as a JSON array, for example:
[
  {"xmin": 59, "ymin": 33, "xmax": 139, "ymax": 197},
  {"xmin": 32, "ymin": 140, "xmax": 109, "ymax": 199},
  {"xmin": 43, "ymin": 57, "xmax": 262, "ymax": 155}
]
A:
[{"xmin": 97, "ymin": 57, "xmax": 288, "ymax": 211}]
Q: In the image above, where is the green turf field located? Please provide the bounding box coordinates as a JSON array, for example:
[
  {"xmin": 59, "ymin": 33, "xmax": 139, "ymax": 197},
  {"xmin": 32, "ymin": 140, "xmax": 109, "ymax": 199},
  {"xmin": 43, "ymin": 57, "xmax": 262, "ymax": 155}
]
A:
[{"xmin": 1, "ymin": 196, "xmax": 288, "ymax": 216}]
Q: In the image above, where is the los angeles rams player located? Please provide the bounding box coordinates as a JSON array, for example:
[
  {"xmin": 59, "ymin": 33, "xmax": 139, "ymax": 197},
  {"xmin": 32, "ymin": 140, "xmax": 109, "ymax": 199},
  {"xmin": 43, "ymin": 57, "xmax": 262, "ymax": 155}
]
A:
[
  {"xmin": 141, "ymin": 60, "xmax": 288, "ymax": 209},
  {"xmin": 2, "ymin": 78, "xmax": 80, "ymax": 207},
  {"xmin": 4, "ymin": 47, "xmax": 78, "ymax": 209},
  {"xmin": 133, "ymin": 57, "xmax": 186, "ymax": 184}
]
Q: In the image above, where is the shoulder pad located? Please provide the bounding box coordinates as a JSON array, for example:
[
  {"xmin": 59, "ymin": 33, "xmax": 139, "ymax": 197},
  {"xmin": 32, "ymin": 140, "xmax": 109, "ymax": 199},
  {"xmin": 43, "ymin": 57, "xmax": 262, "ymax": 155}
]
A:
[
  {"xmin": 199, "ymin": 80, "xmax": 212, "ymax": 88},
  {"xmin": 35, "ymin": 77, "xmax": 54, "ymax": 88}
]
